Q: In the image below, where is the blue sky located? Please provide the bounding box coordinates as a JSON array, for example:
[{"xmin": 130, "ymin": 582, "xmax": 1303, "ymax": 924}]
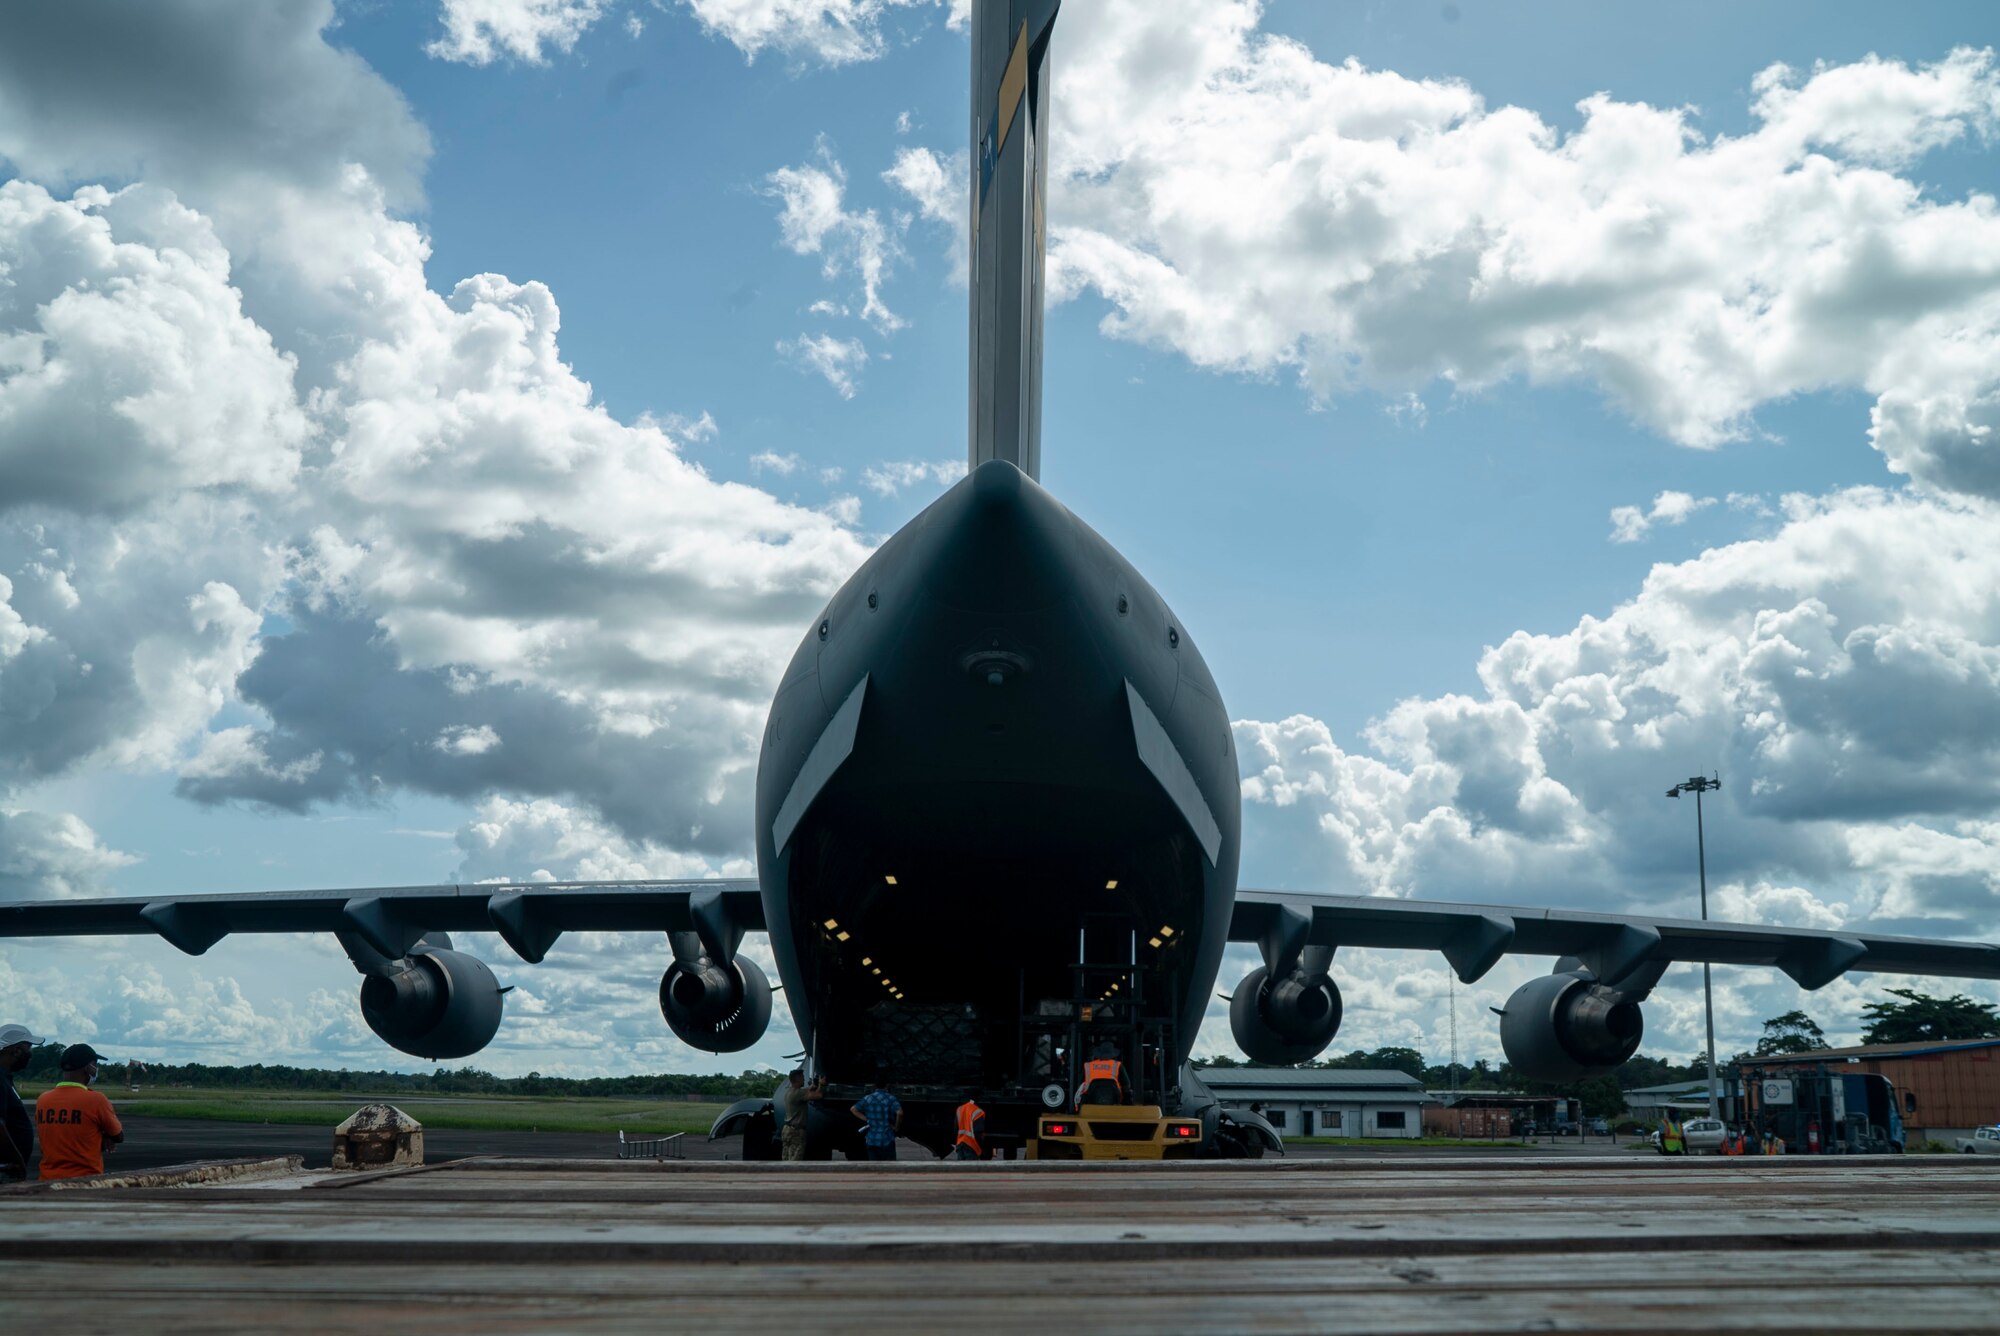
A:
[
  {"xmin": 1, "ymin": 0, "xmax": 1997, "ymax": 1076},
  {"xmin": 318, "ymin": 0, "xmax": 1977, "ymax": 735}
]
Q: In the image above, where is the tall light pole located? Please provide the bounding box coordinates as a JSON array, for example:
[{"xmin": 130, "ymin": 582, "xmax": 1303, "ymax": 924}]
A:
[{"xmin": 1666, "ymin": 774, "xmax": 1722, "ymax": 1120}]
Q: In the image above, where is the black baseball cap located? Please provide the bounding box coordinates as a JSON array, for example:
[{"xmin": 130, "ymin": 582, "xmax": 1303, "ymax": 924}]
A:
[{"xmin": 58, "ymin": 1043, "xmax": 106, "ymax": 1071}]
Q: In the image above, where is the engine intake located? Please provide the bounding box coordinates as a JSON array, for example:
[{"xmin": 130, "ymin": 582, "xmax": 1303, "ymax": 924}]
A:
[
  {"xmin": 1228, "ymin": 964, "xmax": 1343, "ymax": 1066},
  {"xmin": 660, "ymin": 955, "xmax": 772, "ymax": 1053},
  {"xmin": 358, "ymin": 942, "xmax": 505, "ymax": 1060},
  {"xmin": 1499, "ymin": 970, "xmax": 1645, "ymax": 1082}
]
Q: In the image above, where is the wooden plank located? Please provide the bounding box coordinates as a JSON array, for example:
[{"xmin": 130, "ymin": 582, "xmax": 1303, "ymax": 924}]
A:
[
  {"xmin": 6, "ymin": 1254, "xmax": 2000, "ymax": 1334},
  {"xmin": 2, "ymin": 1157, "xmax": 1996, "ymax": 1332}
]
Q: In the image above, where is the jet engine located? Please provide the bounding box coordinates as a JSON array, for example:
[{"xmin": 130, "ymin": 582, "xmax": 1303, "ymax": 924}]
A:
[
  {"xmin": 1228, "ymin": 962, "xmax": 1343, "ymax": 1066},
  {"xmin": 1498, "ymin": 969, "xmax": 1645, "ymax": 1082},
  {"xmin": 660, "ymin": 953, "xmax": 772, "ymax": 1053},
  {"xmin": 358, "ymin": 938, "xmax": 506, "ymax": 1060}
]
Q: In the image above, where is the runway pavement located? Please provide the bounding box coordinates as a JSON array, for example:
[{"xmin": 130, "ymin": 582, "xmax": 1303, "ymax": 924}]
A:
[
  {"xmin": 89, "ymin": 1117, "xmax": 989, "ymax": 1170},
  {"xmin": 78, "ymin": 1116, "xmax": 728, "ymax": 1171},
  {"xmin": 75, "ymin": 1117, "xmax": 1617, "ymax": 1172}
]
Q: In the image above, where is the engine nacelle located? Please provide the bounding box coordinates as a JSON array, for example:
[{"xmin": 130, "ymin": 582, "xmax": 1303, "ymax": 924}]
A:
[
  {"xmin": 1499, "ymin": 970, "xmax": 1645, "ymax": 1082},
  {"xmin": 660, "ymin": 955, "xmax": 772, "ymax": 1053},
  {"xmin": 359, "ymin": 944, "xmax": 505, "ymax": 1060},
  {"xmin": 1229, "ymin": 964, "xmax": 1343, "ymax": 1066}
]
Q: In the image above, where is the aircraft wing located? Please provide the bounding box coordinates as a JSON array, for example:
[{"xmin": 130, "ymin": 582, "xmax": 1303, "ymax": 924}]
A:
[
  {"xmin": 0, "ymin": 880, "xmax": 764, "ymax": 965},
  {"xmin": 1229, "ymin": 889, "xmax": 2000, "ymax": 990}
]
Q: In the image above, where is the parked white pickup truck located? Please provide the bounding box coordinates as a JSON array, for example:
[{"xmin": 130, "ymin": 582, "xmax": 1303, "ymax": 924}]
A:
[{"xmin": 1959, "ymin": 1125, "xmax": 2000, "ymax": 1153}]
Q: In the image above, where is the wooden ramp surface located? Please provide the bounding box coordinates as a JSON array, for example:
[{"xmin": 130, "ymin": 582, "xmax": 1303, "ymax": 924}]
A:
[{"xmin": 4, "ymin": 1154, "xmax": 1999, "ymax": 1333}]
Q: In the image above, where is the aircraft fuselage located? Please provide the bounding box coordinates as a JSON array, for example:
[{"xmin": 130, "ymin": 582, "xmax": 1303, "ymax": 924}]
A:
[{"xmin": 754, "ymin": 460, "xmax": 1241, "ymax": 1104}]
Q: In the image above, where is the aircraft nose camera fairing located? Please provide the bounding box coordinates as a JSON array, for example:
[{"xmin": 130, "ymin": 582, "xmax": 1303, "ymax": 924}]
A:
[{"xmin": 4, "ymin": 0, "xmax": 1999, "ymax": 1162}]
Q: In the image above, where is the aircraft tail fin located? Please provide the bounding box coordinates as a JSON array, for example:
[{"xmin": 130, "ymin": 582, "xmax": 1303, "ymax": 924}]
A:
[{"xmin": 968, "ymin": 0, "xmax": 1060, "ymax": 483}]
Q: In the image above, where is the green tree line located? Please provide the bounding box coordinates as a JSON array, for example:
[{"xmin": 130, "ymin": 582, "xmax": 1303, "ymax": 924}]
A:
[{"xmin": 14, "ymin": 1046, "xmax": 777, "ymax": 1100}]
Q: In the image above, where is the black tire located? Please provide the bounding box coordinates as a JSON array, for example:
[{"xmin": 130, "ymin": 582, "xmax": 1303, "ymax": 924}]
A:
[
  {"xmin": 1208, "ymin": 1125, "xmax": 1265, "ymax": 1160},
  {"xmin": 740, "ymin": 1109, "xmax": 781, "ymax": 1161}
]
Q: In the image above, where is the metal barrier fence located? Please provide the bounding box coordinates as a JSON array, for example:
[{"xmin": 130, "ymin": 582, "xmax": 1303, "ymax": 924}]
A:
[{"xmin": 617, "ymin": 1130, "xmax": 685, "ymax": 1160}]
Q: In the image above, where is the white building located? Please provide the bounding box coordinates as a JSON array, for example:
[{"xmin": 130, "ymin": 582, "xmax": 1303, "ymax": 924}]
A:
[{"xmin": 1197, "ymin": 1068, "xmax": 1431, "ymax": 1138}]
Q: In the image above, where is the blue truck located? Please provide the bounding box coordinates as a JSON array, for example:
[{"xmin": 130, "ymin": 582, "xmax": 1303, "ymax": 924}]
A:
[{"xmin": 1741, "ymin": 1063, "xmax": 1906, "ymax": 1153}]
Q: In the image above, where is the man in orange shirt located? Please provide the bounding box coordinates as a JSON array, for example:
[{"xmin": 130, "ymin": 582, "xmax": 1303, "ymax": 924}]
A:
[
  {"xmin": 951, "ymin": 1096, "xmax": 987, "ymax": 1160},
  {"xmin": 35, "ymin": 1044, "xmax": 123, "ymax": 1181}
]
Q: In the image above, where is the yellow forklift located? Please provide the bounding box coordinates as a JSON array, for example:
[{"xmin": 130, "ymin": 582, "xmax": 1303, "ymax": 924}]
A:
[{"xmin": 1025, "ymin": 956, "xmax": 1204, "ymax": 1160}]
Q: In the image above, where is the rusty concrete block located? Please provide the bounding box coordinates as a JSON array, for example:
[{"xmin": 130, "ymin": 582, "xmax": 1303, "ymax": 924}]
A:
[{"xmin": 331, "ymin": 1103, "xmax": 424, "ymax": 1171}]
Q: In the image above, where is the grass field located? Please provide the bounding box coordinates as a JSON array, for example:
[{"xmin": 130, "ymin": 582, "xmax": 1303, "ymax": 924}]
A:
[{"xmin": 17, "ymin": 1085, "xmax": 732, "ymax": 1135}]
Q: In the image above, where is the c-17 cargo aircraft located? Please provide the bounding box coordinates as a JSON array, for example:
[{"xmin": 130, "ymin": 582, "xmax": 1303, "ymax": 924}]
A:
[{"xmin": 4, "ymin": 0, "xmax": 1995, "ymax": 1160}]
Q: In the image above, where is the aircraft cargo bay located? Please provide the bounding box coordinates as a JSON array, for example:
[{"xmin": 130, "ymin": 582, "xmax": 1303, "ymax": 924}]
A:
[{"xmin": 4, "ymin": 1154, "xmax": 1998, "ymax": 1333}]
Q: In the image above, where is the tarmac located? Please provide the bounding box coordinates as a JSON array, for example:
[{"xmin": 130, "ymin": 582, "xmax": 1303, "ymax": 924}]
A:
[
  {"xmin": 3, "ymin": 1148, "xmax": 1997, "ymax": 1333},
  {"xmin": 90, "ymin": 1115, "xmax": 724, "ymax": 1170},
  {"xmin": 95, "ymin": 1115, "xmax": 1610, "ymax": 1171}
]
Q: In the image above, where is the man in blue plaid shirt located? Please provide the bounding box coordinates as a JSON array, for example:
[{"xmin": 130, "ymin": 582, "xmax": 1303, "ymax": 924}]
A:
[{"xmin": 850, "ymin": 1075, "xmax": 903, "ymax": 1160}]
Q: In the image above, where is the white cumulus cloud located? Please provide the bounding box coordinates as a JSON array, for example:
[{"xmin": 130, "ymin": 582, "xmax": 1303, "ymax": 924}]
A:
[
  {"xmin": 1609, "ymin": 490, "xmax": 1717, "ymax": 543},
  {"xmin": 1238, "ymin": 485, "xmax": 2000, "ymax": 943},
  {"xmin": 751, "ymin": 450, "xmax": 805, "ymax": 476},
  {"xmin": 883, "ymin": 144, "xmax": 967, "ymax": 284},
  {"xmin": 685, "ymin": 0, "xmax": 942, "ymax": 66},
  {"xmin": 766, "ymin": 142, "xmax": 905, "ymax": 331},
  {"xmin": 0, "ymin": 183, "xmax": 310, "ymax": 513},
  {"xmin": 860, "ymin": 458, "xmax": 967, "ymax": 496},
  {"xmin": 936, "ymin": 4, "xmax": 2000, "ymax": 500},
  {"xmin": 0, "ymin": 1, "xmax": 871, "ymax": 874},
  {"xmin": 429, "ymin": 0, "xmax": 610, "ymax": 65},
  {"xmin": 0, "ymin": 809, "xmax": 135, "ymax": 900},
  {"xmin": 1236, "ymin": 487, "xmax": 2000, "ymax": 1055},
  {"xmin": 780, "ymin": 331, "xmax": 870, "ymax": 397}
]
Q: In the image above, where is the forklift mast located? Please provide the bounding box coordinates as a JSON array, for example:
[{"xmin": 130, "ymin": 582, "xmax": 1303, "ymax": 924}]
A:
[{"xmin": 1017, "ymin": 915, "xmax": 1180, "ymax": 1111}]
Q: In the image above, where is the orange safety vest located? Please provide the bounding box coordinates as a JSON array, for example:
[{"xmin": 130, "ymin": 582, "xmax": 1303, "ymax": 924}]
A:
[
  {"xmin": 954, "ymin": 1102, "xmax": 985, "ymax": 1155},
  {"xmin": 1079, "ymin": 1058, "xmax": 1124, "ymax": 1106}
]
